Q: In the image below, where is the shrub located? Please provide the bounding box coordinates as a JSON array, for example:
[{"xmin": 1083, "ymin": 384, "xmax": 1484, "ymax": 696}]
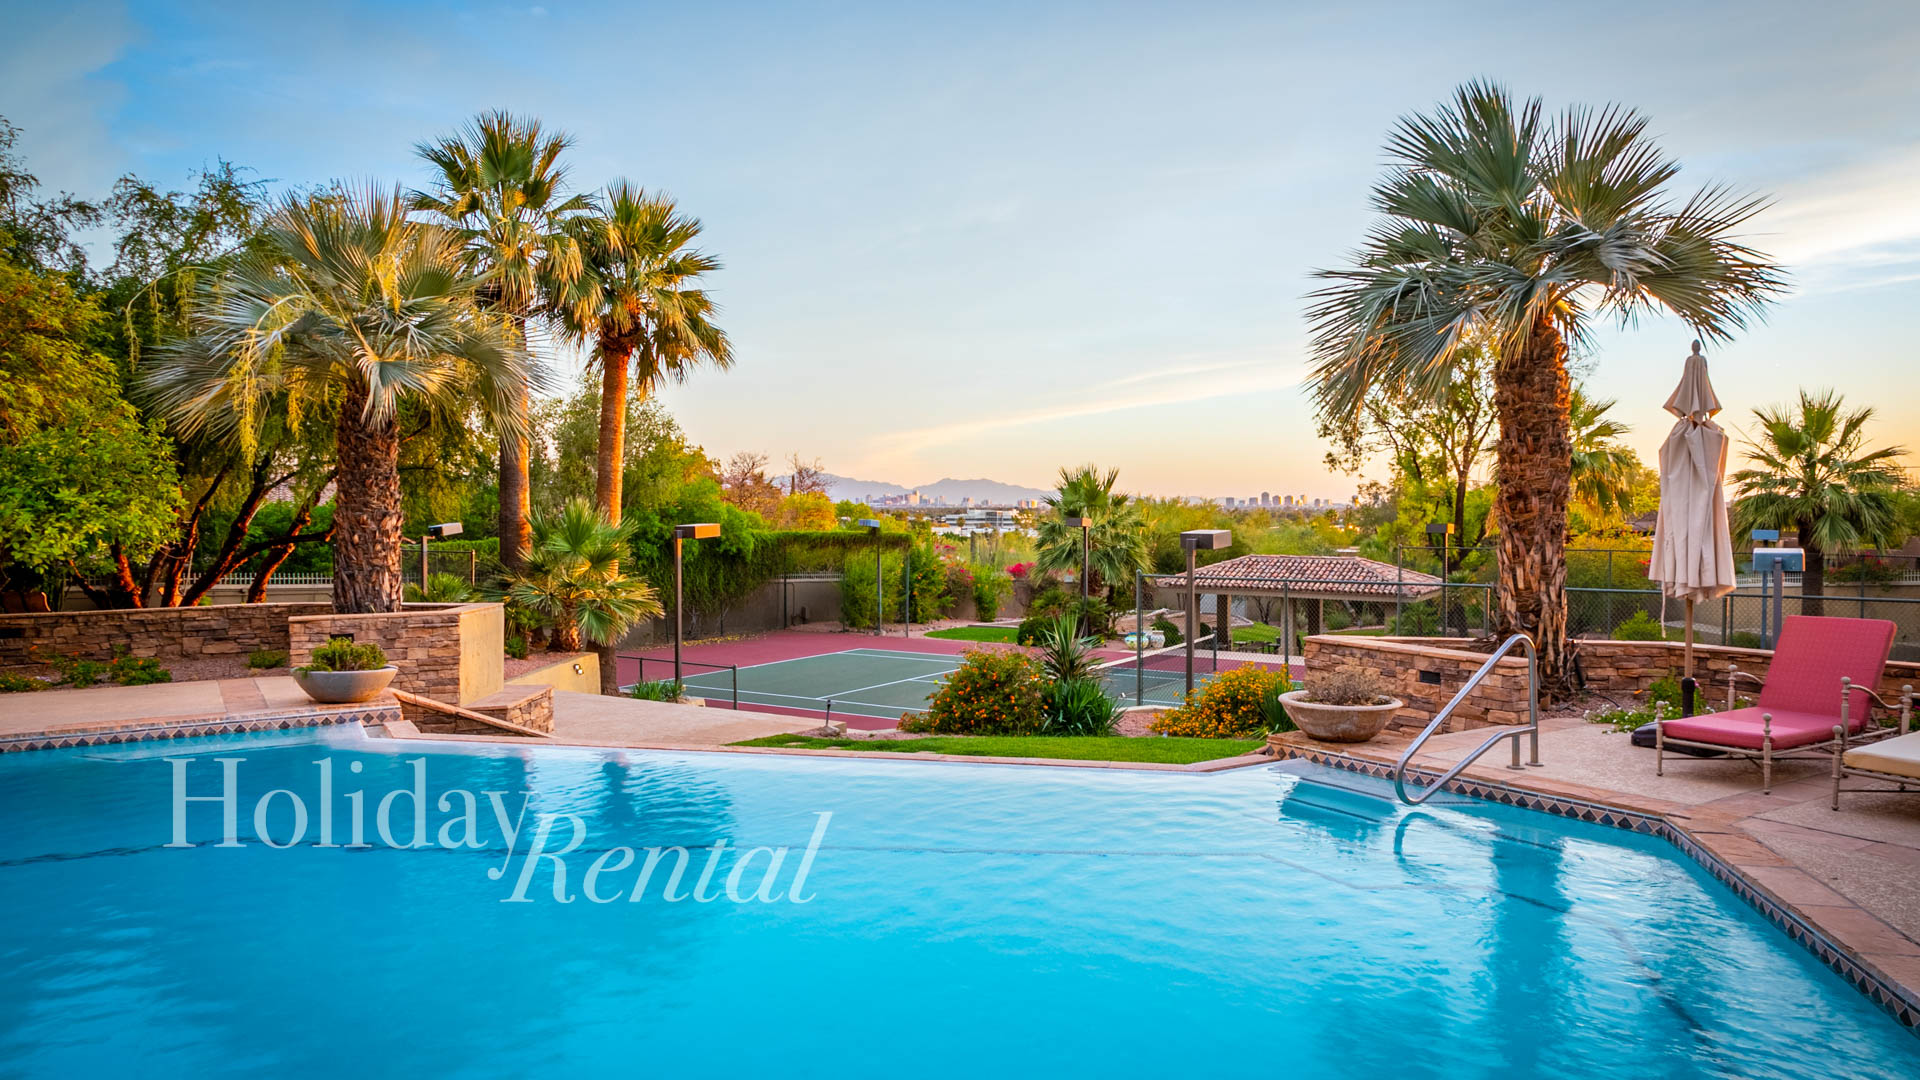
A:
[
  {"xmin": 1612, "ymin": 610, "xmax": 1666, "ymax": 641},
  {"xmin": 1151, "ymin": 665, "xmax": 1296, "ymax": 739},
  {"xmin": 45, "ymin": 654, "xmax": 109, "ymax": 688},
  {"xmin": 247, "ymin": 649, "xmax": 289, "ymax": 669},
  {"xmin": 1301, "ymin": 668, "xmax": 1388, "ymax": 706},
  {"xmin": 1153, "ymin": 616, "xmax": 1183, "ymax": 647},
  {"xmin": 1324, "ymin": 604, "xmax": 1354, "ymax": 631},
  {"xmin": 919, "ymin": 648, "xmax": 1047, "ymax": 734},
  {"xmin": 1044, "ymin": 677, "xmax": 1120, "ymax": 735},
  {"xmin": 406, "ymin": 572, "xmax": 477, "ymax": 603},
  {"xmin": 110, "ymin": 654, "xmax": 171, "ymax": 686},
  {"xmin": 971, "ymin": 563, "xmax": 1010, "ymax": 621},
  {"xmin": 0, "ymin": 673, "xmax": 43, "ymax": 693},
  {"xmin": 630, "ymin": 679, "xmax": 686, "ymax": 702},
  {"xmin": 1729, "ymin": 631, "xmax": 1763, "ymax": 649},
  {"xmin": 301, "ymin": 637, "xmax": 388, "ymax": 673},
  {"xmin": 1015, "ymin": 615, "xmax": 1051, "ymax": 646},
  {"xmin": 504, "ymin": 634, "xmax": 529, "ymax": 660}
]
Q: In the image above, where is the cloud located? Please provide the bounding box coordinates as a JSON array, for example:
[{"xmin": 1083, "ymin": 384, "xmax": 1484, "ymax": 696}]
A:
[{"xmin": 1758, "ymin": 144, "xmax": 1920, "ymax": 294}]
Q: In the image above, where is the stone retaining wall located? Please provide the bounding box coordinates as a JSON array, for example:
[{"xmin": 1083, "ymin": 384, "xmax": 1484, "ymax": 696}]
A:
[
  {"xmin": 1303, "ymin": 634, "xmax": 1920, "ymax": 732},
  {"xmin": 0, "ymin": 603, "xmax": 331, "ymax": 666},
  {"xmin": 290, "ymin": 603, "xmax": 503, "ymax": 705}
]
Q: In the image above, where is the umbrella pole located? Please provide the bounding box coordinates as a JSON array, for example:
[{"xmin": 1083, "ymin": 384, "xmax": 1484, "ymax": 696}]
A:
[{"xmin": 1682, "ymin": 598, "xmax": 1697, "ymax": 717}]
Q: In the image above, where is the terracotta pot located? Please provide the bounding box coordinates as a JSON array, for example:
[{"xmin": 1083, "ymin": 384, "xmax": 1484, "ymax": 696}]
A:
[
  {"xmin": 293, "ymin": 666, "xmax": 398, "ymax": 704},
  {"xmin": 1280, "ymin": 689, "xmax": 1402, "ymax": 743}
]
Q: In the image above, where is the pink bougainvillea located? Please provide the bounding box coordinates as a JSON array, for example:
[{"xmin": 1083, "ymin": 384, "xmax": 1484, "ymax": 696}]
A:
[{"xmin": 1008, "ymin": 562, "xmax": 1034, "ymax": 579}]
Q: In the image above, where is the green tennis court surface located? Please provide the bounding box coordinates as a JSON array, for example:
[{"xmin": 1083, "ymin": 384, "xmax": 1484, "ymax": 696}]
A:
[{"xmin": 673, "ymin": 644, "xmax": 1231, "ymax": 722}]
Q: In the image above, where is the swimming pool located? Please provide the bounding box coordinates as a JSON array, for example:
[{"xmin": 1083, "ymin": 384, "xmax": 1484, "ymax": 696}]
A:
[{"xmin": 1, "ymin": 727, "xmax": 1915, "ymax": 1078}]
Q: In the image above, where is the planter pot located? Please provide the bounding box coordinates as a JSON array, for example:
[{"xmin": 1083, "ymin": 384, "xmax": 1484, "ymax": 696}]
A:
[
  {"xmin": 1280, "ymin": 689, "xmax": 1403, "ymax": 743},
  {"xmin": 293, "ymin": 666, "xmax": 398, "ymax": 704}
]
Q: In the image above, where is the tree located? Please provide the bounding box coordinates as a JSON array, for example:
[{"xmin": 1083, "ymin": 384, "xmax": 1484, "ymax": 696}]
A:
[
  {"xmin": 719, "ymin": 450, "xmax": 782, "ymax": 518},
  {"xmin": 548, "ymin": 184, "xmax": 730, "ymax": 520},
  {"xmin": 0, "ymin": 116, "xmax": 100, "ymax": 276},
  {"xmin": 1035, "ymin": 465, "xmax": 1148, "ymax": 600},
  {"xmin": 1307, "ymin": 82, "xmax": 1782, "ymax": 689},
  {"xmin": 1320, "ymin": 341, "xmax": 1496, "ymax": 569},
  {"xmin": 509, "ymin": 499, "xmax": 663, "ymax": 652},
  {"xmin": 414, "ymin": 111, "xmax": 590, "ymax": 574},
  {"xmin": 786, "ymin": 454, "xmax": 830, "ymax": 496},
  {"xmin": 775, "ymin": 491, "xmax": 836, "ymax": 530},
  {"xmin": 145, "ymin": 185, "xmax": 533, "ymax": 613},
  {"xmin": 1732, "ymin": 390, "xmax": 1906, "ymax": 614},
  {"xmin": 1568, "ymin": 388, "xmax": 1640, "ymax": 521}
]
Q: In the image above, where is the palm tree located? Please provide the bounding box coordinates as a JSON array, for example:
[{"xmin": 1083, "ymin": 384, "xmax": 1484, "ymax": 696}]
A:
[
  {"xmin": 1732, "ymin": 390, "xmax": 1906, "ymax": 614},
  {"xmin": 509, "ymin": 498, "xmax": 663, "ymax": 652},
  {"xmin": 548, "ymin": 183, "xmax": 730, "ymax": 517},
  {"xmin": 1569, "ymin": 388, "xmax": 1639, "ymax": 520},
  {"xmin": 1307, "ymin": 81, "xmax": 1783, "ymax": 688},
  {"xmin": 143, "ymin": 186, "xmax": 531, "ymax": 613},
  {"xmin": 413, "ymin": 111, "xmax": 590, "ymax": 574},
  {"xmin": 1035, "ymin": 465, "xmax": 1148, "ymax": 600}
]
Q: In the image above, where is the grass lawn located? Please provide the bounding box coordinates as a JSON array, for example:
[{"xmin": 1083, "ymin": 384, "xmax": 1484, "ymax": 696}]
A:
[
  {"xmin": 1231, "ymin": 622, "xmax": 1282, "ymax": 644},
  {"xmin": 924, "ymin": 625, "xmax": 1019, "ymax": 643},
  {"xmin": 732, "ymin": 733, "xmax": 1263, "ymax": 763}
]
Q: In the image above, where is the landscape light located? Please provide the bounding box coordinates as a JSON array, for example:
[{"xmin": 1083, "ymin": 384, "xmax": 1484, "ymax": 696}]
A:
[
  {"xmin": 1179, "ymin": 530, "xmax": 1232, "ymax": 696},
  {"xmin": 672, "ymin": 523, "xmax": 723, "ymax": 681}
]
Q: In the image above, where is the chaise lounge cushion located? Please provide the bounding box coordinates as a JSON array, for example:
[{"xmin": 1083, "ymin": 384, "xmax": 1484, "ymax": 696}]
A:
[
  {"xmin": 1660, "ymin": 707, "xmax": 1847, "ymax": 751},
  {"xmin": 1754, "ymin": 616, "xmax": 1896, "ymax": 716},
  {"xmin": 1843, "ymin": 729, "xmax": 1920, "ymax": 780}
]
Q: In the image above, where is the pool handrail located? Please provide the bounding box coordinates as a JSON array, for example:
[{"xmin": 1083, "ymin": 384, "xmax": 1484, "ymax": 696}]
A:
[{"xmin": 1392, "ymin": 632, "xmax": 1542, "ymax": 805}]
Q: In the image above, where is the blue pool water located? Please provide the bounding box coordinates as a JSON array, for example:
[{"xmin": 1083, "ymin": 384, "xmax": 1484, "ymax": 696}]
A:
[{"xmin": 1, "ymin": 728, "xmax": 1915, "ymax": 1079}]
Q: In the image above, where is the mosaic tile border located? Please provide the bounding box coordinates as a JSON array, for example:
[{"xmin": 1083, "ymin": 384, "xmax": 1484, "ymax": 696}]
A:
[
  {"xmin": 0, "ymin": 704, "xmax": 400, "ymax": 754},
  {"xmin": 1271, "ymin": 744, "xmax": 1920, "ymax": 1031}
]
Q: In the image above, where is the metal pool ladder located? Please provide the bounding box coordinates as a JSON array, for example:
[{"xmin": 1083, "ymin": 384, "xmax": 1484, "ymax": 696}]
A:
[{"xmin": 1392, "ymin": 633, "xmax": 1542, "ymax": 805}]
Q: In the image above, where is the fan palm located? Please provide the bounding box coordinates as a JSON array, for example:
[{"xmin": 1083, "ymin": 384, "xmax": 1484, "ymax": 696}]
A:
[
  {"xmin": 1732, "ymin": 390, "xmax": 1906, "ymax": 614},
  {"xmin": 1035, "ymin": 465, "xmax": 1148, "ymax": 600},
  {"xmin": 143, "ymin": 185, "xmax": 532, "ymax": 612},
  {"xmin": 413, "ymin": 111, "xmax": 590, "ymax": 573},
  {"xmin": 548, "ymin": 183, "xmax": 731, "ymax": 517},
  {"xmin": 1307, "ymin": 81, "xmax": 1783, "ymax": 688},
  {"xmin": 1569, "ymin": 388, "xmax": 1639, "ymax": 520},
  {"xmin": 508, "ymin": 498, "xmax": 664, "ymax": 652}
]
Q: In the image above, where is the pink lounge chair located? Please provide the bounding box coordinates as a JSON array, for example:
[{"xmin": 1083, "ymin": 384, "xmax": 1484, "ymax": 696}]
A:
[{"xmin": 1655, "ymin": 615, "xmax": 1901, "ymax": 793}]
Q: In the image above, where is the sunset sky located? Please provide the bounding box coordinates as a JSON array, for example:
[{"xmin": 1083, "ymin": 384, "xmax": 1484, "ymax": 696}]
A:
[{"xmin": 5, "ymin": 0, "xmax": 1916, "ymax": 499}]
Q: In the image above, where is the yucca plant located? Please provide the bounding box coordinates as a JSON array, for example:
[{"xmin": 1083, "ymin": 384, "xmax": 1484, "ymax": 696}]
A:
[
  {"xmin": 1034, "ymin": 613, "xmax": 1102, "ymax": 683},
  {"xmin": 507, "ymin": 498, "xmax": 663, "ymax": 654},
  {"xmin": 1308, "ymin": 81, "xmax": 1783, "ymax": 689},
  {"xmin": 406, "ymin": 571, "xmax": 478, "ymax": 604}
]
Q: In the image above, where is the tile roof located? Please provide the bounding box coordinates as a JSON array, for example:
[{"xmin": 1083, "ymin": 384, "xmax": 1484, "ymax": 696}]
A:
[{"xmin": 1150, "ymin": 554, "xmax": 1445, "ymax": 598}]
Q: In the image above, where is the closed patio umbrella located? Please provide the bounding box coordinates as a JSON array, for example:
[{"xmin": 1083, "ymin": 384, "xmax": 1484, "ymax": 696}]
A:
[{"xmin": 1648, "ymin": 342, "xmax": 1737, "ymax": 688}]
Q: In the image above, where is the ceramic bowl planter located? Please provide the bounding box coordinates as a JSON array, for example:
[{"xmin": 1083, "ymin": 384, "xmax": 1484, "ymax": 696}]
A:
[
  {"xmin": 292, "ymin": 666, "xmax": 398, "ymax": 704},
  {"xmin": 1279, "ymin": 689, "xmax": 1403, "ymax": 743}
]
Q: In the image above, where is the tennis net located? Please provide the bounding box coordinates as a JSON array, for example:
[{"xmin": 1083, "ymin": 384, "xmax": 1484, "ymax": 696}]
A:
[{"xmin": 1095, "ymin": 634, "xmax": 1219, "ymax": 706}]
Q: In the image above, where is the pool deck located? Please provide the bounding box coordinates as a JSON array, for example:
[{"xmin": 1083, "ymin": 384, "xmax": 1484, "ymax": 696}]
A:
[{"xmin": 0, "ymin": 676, "xmax": 396, "ymax": 751}]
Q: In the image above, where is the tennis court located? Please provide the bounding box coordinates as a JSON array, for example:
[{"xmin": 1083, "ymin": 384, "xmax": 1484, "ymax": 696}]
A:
[{"xmin": 654, "ymin": 638, "xmax": 1246, "ymax": 723}]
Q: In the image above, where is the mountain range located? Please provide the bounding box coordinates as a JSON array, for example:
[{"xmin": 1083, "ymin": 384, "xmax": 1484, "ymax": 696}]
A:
[{"xmin": 791, "ymin": 473, "xmax": 1053, "ymax": 505}]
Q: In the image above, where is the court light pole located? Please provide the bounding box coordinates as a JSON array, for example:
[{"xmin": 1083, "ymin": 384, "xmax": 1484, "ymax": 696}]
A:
[
  {"xmin": 671, "ymin": 523, "xmax": 721, "ymax": 683},
  {"xmin": 1426, "ymin": 521, "xmax": 1453, "ymax": 636},
  {"xmin": 1181, "ymin": 530, "xmax": 1231, "ymax": 697},
  {"xmin": 1063, "ymin": 516, "xmax": 1092, "ymax": 607},
  {"xmin": 859, "ymin": 519, "xmax": 883, "ymax": 636},
  {"xmin": 419, "ymin": 521, "xmax": 462, "ymax": 594}
]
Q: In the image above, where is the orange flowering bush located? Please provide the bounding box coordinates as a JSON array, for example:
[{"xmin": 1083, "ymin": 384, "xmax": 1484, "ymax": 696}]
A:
[
  {"xmin": 913, "ymin": 647, "xmax": 1047, "ymax": 734},
  {"xmin": 1150, "ymin": 665, "xmax": 1295, "ymax": 739}
]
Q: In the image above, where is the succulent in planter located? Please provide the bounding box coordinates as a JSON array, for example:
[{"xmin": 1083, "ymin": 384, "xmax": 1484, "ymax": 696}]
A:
[
  {"xmin": 292, "ymin": 637, "xmax": 397, "ymax": 704},
  {"xmin": 1279, "ymin": 667, "xmax": 1402, "ymax": 744}
]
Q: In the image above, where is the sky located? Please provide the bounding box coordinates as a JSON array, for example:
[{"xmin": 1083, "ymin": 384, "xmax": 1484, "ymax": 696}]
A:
[{"xmin": 4, "ymin": 0, "xmax": 1917, "ymax": 499}]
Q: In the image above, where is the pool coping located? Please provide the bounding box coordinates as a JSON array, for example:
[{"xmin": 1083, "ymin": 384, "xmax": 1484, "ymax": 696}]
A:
[
  {"xmin": 0, "ymin": 701, "xmax": 400, "ymax": 753},
  {"xmin": 1266, "ymin": 740, "xmax": 1920, "ymax": 1032}
]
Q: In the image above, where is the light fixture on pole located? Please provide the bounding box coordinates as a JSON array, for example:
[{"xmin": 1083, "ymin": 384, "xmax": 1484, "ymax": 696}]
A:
[
  {"xmin": 420, "ymin": 522, "xmax": 463, "ymax": 595},
  {"xmin": 671, "ymin": 523, "xmax": 721, "ymax": 683},
  {"xmin": 1063, "ymin": 515, "xmax": 1092, "ymax": 610},
  {"xmin": 1180, "ymin": 530, "xmax": 1231, "ymax": 697},
  {"xmin": 858, "ymin": 519, "xmax": 883, "ymax": 636}
]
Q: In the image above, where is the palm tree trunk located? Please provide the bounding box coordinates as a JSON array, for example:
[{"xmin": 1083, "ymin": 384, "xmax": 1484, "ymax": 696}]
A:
[
  {"xmin": 1799, "ymin": 523, "xmax": 1825, "ymax": 617},
  {"xmin": 497, "ymin": 386, "xmax": 532, "ymax": 575},
  {"xmin": 1492, "ymin": 314, "xmax": 1574, "ymax": 692},
  {"xmin": 591, "ymin": 342, "xmax": 635, "ymax": 694},
  {"xmin": 333, "ymin": 384, "xmax": 404, "ymax": 613}
]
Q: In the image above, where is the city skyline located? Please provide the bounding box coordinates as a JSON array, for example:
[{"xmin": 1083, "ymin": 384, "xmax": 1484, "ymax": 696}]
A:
[{"xmin": 4, "ymin": 1, "xmax": 1916, "ymax": 496}]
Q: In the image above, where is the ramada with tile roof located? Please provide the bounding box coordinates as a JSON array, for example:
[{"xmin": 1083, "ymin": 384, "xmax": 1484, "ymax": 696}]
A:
[{"xmin": 1150, "ymin": 554, "xmax": 1445, "ymax": 601}]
